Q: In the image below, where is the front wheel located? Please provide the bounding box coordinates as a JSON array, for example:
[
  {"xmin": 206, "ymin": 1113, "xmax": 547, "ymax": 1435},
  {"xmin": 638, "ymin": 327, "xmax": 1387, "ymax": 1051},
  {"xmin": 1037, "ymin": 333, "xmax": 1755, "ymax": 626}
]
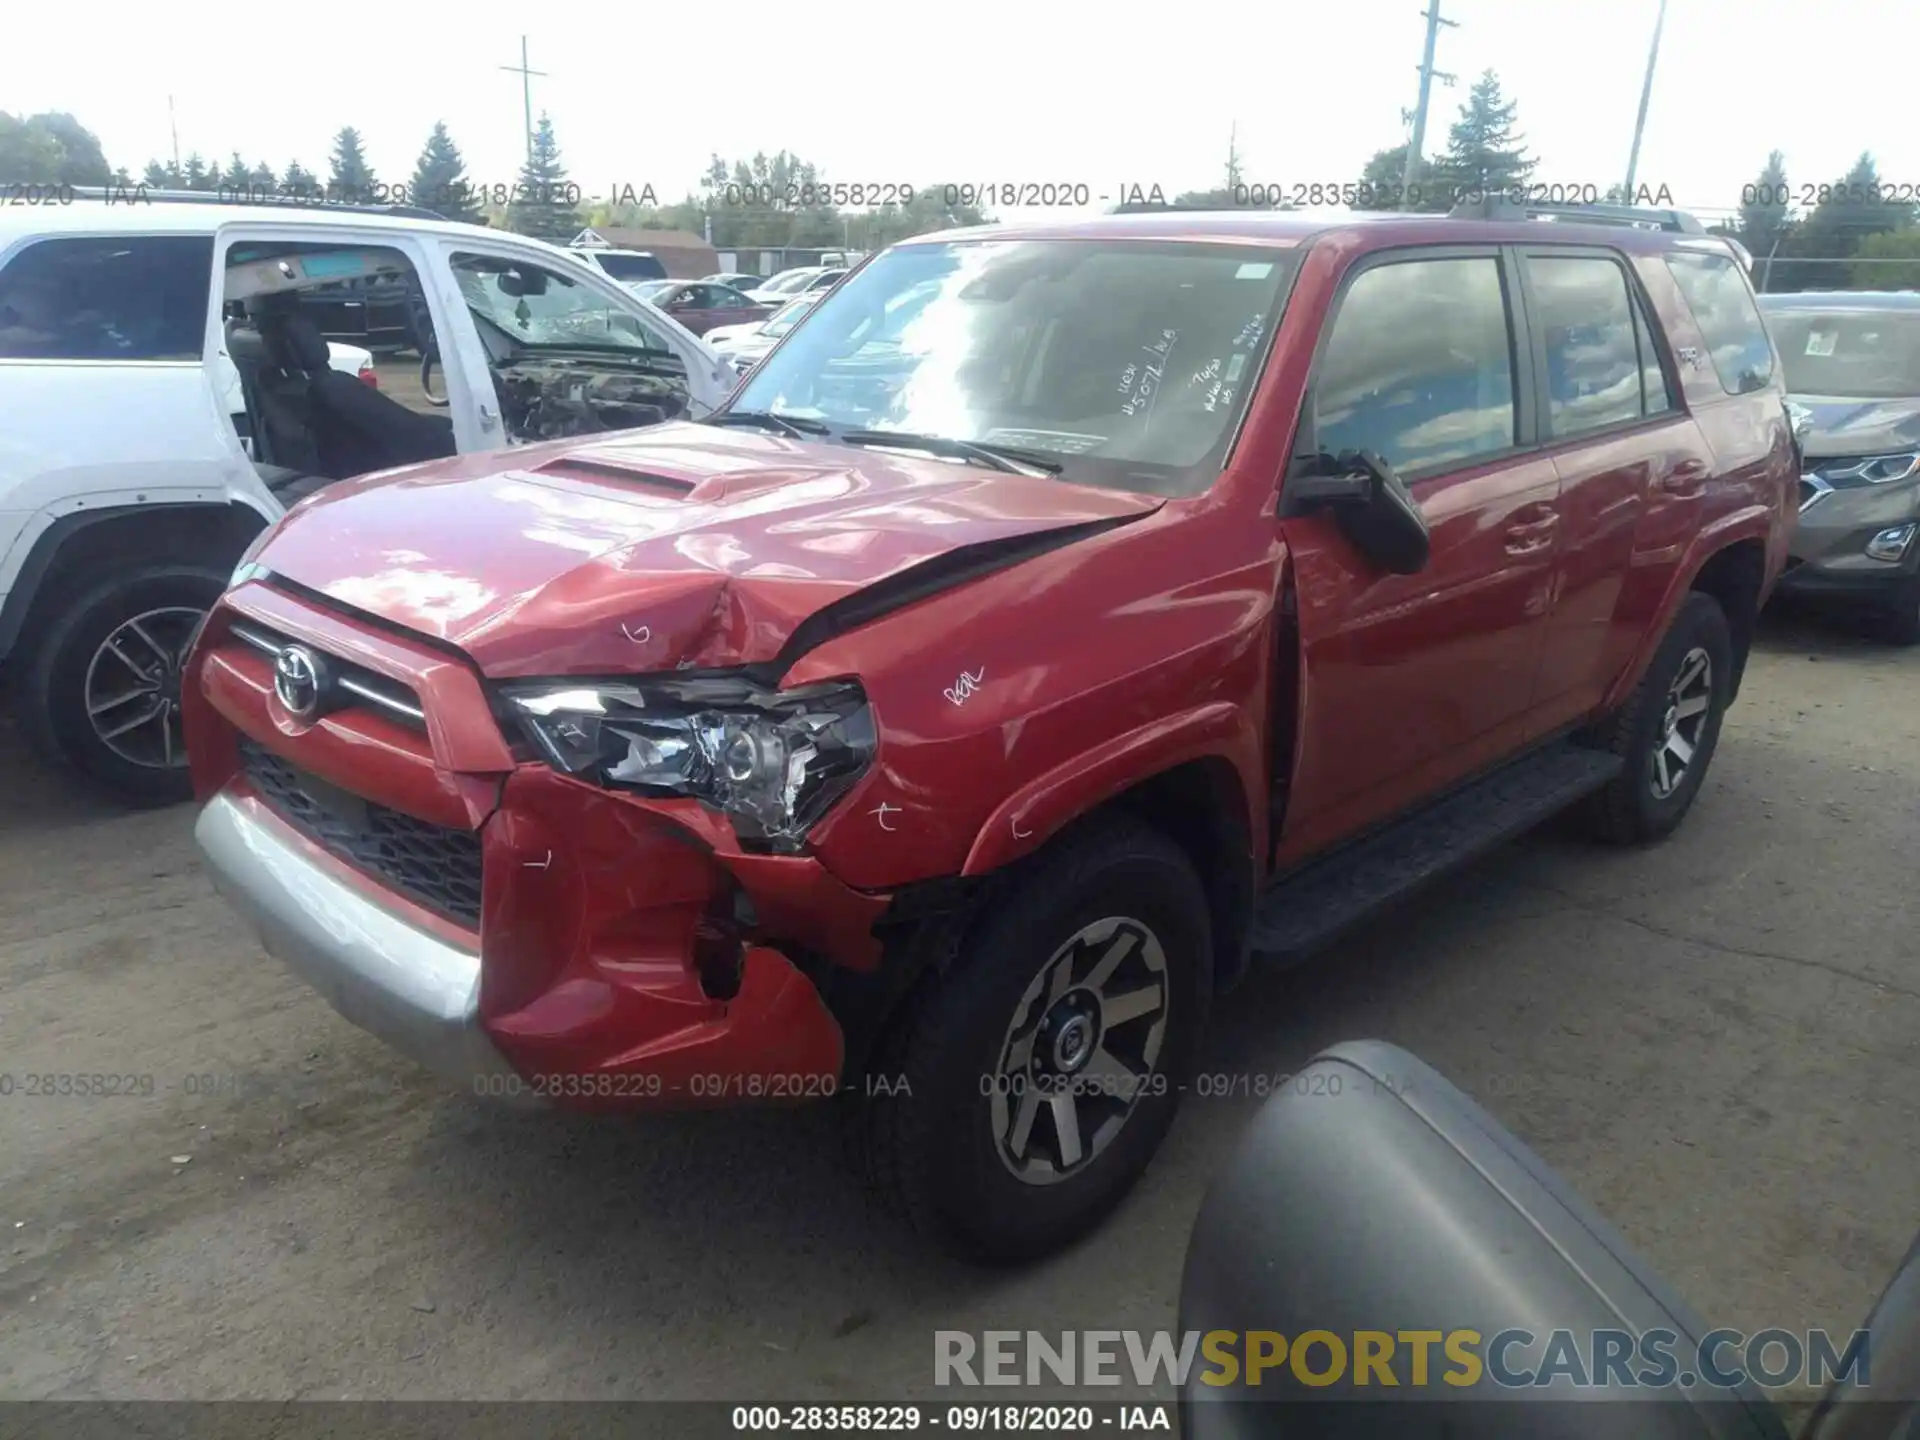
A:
[
  {"xmin": 14, "ymin": 564, "xmax": 228, "ymax": 806},
  {"xmin": 861, "ymin": 817, "xmax": 1209, "ymax": 1262},
  {"xmin": 1579, "ymin": 590, "xmax": 1733, "ymax": 844}
]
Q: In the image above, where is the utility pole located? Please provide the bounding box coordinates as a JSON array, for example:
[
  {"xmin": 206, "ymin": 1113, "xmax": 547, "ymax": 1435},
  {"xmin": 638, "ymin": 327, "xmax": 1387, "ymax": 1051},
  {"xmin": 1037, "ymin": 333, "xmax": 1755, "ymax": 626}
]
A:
[
  {"xmin": 1400, "ymin": 4, "xmax": 1459, "ymax": 203},
  {"xmin": 499, "ymin": 36, "xmax": 547, "ymax": 169},
  {"xmin": 168, "ymin": 95, "xmax": 180, "ymax": 174},
  {"xmin": 1622, "ymin": 0, "xmax": 1668, "ymax": 202}
]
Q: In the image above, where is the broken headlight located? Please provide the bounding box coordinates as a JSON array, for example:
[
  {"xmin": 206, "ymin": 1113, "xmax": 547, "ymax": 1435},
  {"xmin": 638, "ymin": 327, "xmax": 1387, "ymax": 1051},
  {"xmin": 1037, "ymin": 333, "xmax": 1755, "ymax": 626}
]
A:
[{"xmin": 501, "ymin": 675, "xmax": 875, "ymax": 850}]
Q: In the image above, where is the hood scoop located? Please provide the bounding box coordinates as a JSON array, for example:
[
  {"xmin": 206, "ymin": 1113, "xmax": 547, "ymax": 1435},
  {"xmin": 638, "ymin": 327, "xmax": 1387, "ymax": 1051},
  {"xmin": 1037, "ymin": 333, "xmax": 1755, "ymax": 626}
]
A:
[{"xmin": 532, "ymin": 453, "xmax": 697, "ymax": 495}]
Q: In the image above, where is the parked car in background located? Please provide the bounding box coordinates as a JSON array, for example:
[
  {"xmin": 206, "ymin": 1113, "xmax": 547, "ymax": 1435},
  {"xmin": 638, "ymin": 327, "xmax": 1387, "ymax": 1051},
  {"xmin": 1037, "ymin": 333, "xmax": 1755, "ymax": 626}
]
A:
[
  {"xmin": 745, "ymin": 267, "xmax": 847, "ymax": 306},
  {"xmin": 568, "ymin": 247, "xmax": 668, "ymax": 284},
  {"xmin": 0, "ymin": 195, "xmax": 727, "ymax": 804},
  {"xmin": 705, "ymin": 292, "xmax": 822, "ymax": 374},
  {"xmin": 703, "ymin": 271, "xmax": 764, "ymax": 291},
  {"xmin": 186, "ymin": 200, "xmax": 1791, "ymax": 1261},
  {"xmin": 634, "ymin": 280, "xmax": 773, "ymax": 336},
  {"xmin": 1759, "ymin": 291, "xmax": 1920, "ymax": 641}
]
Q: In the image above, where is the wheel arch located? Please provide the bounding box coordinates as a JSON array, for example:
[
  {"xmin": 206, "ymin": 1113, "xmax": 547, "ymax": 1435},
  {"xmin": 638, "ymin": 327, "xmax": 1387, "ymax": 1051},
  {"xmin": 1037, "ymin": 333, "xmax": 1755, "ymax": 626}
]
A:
[
  {"xmin": 0, "ymin": 502, "xmax": 266, "ymax": 665},
  {"xmin": 1601, "ymin": 523, "xmax": 1771, "ymax": 715}
]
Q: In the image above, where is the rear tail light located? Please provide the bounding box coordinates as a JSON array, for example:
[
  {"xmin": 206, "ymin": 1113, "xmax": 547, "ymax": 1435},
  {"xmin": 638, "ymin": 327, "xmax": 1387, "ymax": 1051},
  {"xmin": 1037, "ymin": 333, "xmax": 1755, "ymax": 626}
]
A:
[{"xmin": 358, "ymin": 364, "xmax": 379, "ymax": 388}]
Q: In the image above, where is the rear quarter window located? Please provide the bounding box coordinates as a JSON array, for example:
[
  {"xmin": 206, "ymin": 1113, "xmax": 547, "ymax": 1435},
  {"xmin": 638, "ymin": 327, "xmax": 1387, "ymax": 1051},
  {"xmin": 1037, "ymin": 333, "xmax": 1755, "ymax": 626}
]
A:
[
  {"xmin": 0, "ymin": 235, "xmax": 214, "ymax": 362},
  {"xmin": 1664, "ymin": 251, "xmax": 1775, "ymax": 396}
]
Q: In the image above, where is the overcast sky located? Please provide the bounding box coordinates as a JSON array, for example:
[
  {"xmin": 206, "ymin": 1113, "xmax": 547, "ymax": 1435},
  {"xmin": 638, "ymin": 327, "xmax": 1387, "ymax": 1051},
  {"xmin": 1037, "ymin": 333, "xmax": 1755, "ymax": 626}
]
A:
[{"xmin": 7, "ymin": 0, "xmax": 1915, "ymax": 224}]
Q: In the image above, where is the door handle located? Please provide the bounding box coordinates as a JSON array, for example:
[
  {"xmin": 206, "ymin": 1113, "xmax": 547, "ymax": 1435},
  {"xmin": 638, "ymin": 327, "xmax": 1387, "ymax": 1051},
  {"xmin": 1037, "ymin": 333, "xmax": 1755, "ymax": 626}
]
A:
[
  {"xmin": 1658, "ymin": 459, "xmax": 1709, "ymax": 494},
  {"xmin": 1504, "ymin": 510, "xmax": 1559, "ymax": 557}
]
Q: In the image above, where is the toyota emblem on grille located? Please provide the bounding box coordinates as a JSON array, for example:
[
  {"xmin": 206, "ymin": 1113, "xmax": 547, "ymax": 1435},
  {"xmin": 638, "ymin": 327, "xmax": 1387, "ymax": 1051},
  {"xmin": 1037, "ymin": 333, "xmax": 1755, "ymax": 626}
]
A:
[{"xmin": 273, "ymin": 645, "xmax": 327, "ymax": 719}]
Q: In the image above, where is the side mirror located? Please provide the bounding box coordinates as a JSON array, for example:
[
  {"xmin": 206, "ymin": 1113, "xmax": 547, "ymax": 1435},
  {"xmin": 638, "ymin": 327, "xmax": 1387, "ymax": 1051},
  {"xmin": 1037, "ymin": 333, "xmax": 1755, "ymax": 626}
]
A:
[
  {"xmin": 1285, "ymin": 451, "xmax": 1431, "ymax": 576},
  {"xmin": 1180, "ymin": 1041, "xmax": 1791, "ymax": 1439}
]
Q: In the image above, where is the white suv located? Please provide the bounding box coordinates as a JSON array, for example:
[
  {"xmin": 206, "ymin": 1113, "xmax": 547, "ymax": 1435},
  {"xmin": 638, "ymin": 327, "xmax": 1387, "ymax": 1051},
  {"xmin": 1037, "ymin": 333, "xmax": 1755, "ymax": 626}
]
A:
[{"xmin": 0, "ymin": 194, "xmax": 729, "ymax": 804}]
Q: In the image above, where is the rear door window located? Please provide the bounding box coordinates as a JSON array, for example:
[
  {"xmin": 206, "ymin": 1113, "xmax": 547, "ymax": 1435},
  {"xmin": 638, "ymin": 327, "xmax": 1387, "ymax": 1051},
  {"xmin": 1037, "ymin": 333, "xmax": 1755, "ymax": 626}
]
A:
[
  {"xmin": 1313, "ymin": 254, "xmax": 1518, "ymax": 475},
  {"xmin": 1524, "ymin": 254, "xmax": 1645, "ymax": 438},
  {"xmin": 0, "ymin": 235, "xmax": 213, "ymax": 361},
  {"xmin": 1665, "ymin": 251, "xmax": 1775, "ymax": 395}
]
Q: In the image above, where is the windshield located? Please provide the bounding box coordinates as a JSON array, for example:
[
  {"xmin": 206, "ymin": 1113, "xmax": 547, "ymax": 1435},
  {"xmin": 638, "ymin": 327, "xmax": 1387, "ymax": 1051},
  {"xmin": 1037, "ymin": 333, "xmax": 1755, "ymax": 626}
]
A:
[
  {"xmin": 762, "ymin": 269, "xmax": 817, "ymax": 293},
  {"xmin": 452, "ymin": 254, "xmax": 674, "ymax": 356},
  {"xmin": 1762, "ymin": 305, "xmax": 1920, "ymax": 399},
  {"xmin": 632, "ymin": 280, "xmax": 675, "ymax": 301},
  {"xmin": 593, "ymin": 252, "xmax": 665, "ymax": 282},
  {"xmin": 727, "ymin": 238, "xmax": 1299, "ymax": 497}
]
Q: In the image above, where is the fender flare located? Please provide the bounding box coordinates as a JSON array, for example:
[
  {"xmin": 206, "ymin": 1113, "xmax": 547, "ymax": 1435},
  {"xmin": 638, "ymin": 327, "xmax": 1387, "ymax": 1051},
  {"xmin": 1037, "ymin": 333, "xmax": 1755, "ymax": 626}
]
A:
[
  {"xmin": 961, "ymin": 701, "xmax": 1263, "ymax": 877},
  {"xmin": 1599, "ymin": 502, "xmax": 1775, "ymax": 715},
  {"xmin": 0, "ymin": 500, "xmax": 271, "ymax": 660}
]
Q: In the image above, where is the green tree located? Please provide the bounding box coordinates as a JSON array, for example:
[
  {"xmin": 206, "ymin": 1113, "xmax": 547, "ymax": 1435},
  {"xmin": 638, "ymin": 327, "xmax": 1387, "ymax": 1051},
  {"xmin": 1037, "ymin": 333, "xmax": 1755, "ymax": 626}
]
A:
[
  {"xmin": 1849, "ymin": 229, "xmax": 1920, "ymax": 291},
  {"xmin": 861, "ymin": 185, "xmax": 990, "ymax": 246},
  {"xmin": 1, "ymin": 112, "xmax": 112, "ymax": 183},
  {"xmin": 183, "ymin": 153, "xmax": 212, "ymax": 191},
  {"xmin": 221, "ymin": 152, "xmax": 252, "ymax": 191},
  {"xmin": 2, "ymin": 112, "xmax": 116, "ymax": 184},
  {"xmin": 1773, "ymin": 154, "xmax": 1915, "ymax": 293},
  {"xmin": 1737, "ymin": 150, "xmax": 1791, "ymax": 261},
  {"xmin": 143, "ymin": 158, "xmax": 180, "ymax": 187},
  {"xmin": 1432, "ymin": 71, "xmax": 1536, "ymax": 200},
  {"xmin": 503, "ymin": 113, "xmax": 580, "ymax": 239},
  {"xmin": 327, "ymin": 126, "xmax": 376, "ymax": 201},
  {"xmin": 283, "ymin": 160, "xmax": 320, "ymax": 197},
  {"xmin": 1352, "ymin": 142, "xmax": 1446, "ymax": 211},
  {"xmin": 409, "ymin": 121, "xmax": 482, "ymax": 222}
]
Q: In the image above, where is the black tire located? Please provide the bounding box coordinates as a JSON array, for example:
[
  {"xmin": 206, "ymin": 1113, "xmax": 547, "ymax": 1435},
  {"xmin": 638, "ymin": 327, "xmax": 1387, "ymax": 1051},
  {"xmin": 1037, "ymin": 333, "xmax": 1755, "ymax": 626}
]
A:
[
  {"xmin": 1579, "ymin": 590, "xmax": 1733, "ymax": 845},
  {"xmin": 862, "ymin": 816, "xmax": 1210, "ymax": 1263},
  {"xmin": 14, "ymin": 563, "xmax": 228, "ymax": 807}
]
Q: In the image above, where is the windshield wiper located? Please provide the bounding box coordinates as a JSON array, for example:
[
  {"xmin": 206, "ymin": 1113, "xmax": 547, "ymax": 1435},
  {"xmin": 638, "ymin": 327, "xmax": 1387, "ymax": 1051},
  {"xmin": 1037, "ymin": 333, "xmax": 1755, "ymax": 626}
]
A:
[
  {"xmin": 837, "ymin": 429, "xmax": 1063, "ymax": 477},
  {"xmin": 703, "ymin": 409, "xmax": 832, "ymax": 439}
]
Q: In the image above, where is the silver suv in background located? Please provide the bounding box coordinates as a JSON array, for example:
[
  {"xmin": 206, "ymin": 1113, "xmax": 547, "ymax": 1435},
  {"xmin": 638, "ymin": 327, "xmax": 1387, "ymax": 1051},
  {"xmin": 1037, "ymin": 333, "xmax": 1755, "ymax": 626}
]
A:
[{"xmin": 1760, "ymin": 291, "xmax": 1920, "ymax": 642}]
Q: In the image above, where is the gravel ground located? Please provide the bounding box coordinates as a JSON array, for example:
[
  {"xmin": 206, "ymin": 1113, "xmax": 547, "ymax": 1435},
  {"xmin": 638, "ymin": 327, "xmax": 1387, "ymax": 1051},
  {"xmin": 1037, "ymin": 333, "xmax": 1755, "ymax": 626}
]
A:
[{"xmin": 1, "ymin": 610, "xmax": 1915, "ymax": 1403}]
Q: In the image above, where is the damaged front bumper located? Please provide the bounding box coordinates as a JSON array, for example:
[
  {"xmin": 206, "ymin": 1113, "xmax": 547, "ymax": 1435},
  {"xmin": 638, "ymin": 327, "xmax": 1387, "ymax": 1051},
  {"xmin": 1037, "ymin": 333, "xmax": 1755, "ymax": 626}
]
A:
[{"xmin": 187, "ymin": 586, "xmax": 887, "ymax": 1110}]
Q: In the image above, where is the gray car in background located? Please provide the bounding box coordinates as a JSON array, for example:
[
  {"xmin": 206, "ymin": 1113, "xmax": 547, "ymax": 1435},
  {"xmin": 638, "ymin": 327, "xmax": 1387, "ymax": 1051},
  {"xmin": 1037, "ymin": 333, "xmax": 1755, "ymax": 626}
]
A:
[{"xmin": 1760, "ymin": 291, "xmax": 1920, "ymax": 641}]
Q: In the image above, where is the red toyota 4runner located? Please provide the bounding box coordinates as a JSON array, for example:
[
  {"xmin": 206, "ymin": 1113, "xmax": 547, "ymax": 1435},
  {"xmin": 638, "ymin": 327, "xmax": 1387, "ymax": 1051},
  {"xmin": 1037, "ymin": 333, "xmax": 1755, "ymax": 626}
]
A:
[{"xmin": 186, "ymin": 202, "xmax": 1796, "ymax": 1260}]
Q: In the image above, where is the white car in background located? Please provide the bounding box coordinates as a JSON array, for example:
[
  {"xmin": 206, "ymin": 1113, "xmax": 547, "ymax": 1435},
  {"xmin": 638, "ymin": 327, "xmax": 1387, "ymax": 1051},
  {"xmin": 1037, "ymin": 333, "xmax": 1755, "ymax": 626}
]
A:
[
  {"xmin": 707, "ymin": 293, "xmax": 823, "ymax": 376},
  {"xmin": 0, "ymin": 195, "xmax": 728, "ymax": 805},
  {"xmin": 744, "ymin": 267, "xmax": 846, "ymax": 306}
]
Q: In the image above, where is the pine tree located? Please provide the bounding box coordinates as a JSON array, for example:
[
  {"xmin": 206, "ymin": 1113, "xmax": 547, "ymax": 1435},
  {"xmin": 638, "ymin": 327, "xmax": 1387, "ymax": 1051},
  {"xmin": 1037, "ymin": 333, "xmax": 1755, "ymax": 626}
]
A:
[
  {"xmin": 143, "ymin": 159, "xmax": 178, "ymax": 188},
  {"xmin": 183, "ymin": 153, "xmax": 211, "ymax": 191},
  {"xmin": 283, "ymin": 160, "xmax": 319, "ymax": 198},
  {"xmin": 1434, "ymin": 71, "xmax": 1536, "ymax": 200},
  {"xmin": 221, "ymin": 152, "xmax": 252, "ymax": 192},
  {"xmin": 327, "ymin": 127, "xmax": 376, "ymax": 202},
  {"xmin": 504, "ymin": 114, "xmax": 581, "ymax": 240},
  {"xmin": 1774, "ymin": 154, "xmax": 1914, "ymax": 293},
  {"xmin": 249, "ymin": 161, "xmax": 277, "ymax": 189},
  {"xmin": 409, "ymin": 121, "xmax": 482, "ymax": 223}
]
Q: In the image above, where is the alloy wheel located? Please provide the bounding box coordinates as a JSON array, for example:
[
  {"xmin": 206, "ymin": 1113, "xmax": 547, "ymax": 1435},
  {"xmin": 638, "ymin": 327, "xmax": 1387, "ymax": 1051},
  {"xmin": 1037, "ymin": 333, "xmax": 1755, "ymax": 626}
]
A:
[
  {"xmin": 989, "ymin": 916, "xmax": 1169, "ymax": 1186},
  {"xmin": 1649, "ymin": 645, "xmax": 1713, "ymax": 800},
  {"xmin": 83, "ymin": 606, "xmax": 203, "ymax": 770}
]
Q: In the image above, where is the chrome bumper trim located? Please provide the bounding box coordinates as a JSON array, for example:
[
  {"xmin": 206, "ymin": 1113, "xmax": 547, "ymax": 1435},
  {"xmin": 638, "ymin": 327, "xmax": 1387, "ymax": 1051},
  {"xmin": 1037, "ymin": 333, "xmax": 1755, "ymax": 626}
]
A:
[{"xmin": 195, "ymin": 792, "xmax": 516, "ymax": 1090}]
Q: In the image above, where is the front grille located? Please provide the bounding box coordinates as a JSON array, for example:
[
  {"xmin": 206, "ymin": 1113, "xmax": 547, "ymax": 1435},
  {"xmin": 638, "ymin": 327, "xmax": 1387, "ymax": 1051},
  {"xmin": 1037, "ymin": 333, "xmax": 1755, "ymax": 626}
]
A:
[
  {"xmin": 228, "ymin": 621, "xmax": 426, "ymax": 729},
  {"xmin": 238, "ymin": 737, "xmax": 483, "ymax": 928}
]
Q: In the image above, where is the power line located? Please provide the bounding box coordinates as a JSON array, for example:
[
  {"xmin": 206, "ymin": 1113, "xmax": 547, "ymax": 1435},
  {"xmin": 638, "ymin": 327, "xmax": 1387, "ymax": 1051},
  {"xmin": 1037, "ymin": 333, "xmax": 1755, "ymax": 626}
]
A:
[
  {"xmin": 499, "ymin": 36, "xmax": 548, "ymax": 170},
  {"xmin": 1401, "ymin": 4, "xmax": 1459, "ymax": 200}
]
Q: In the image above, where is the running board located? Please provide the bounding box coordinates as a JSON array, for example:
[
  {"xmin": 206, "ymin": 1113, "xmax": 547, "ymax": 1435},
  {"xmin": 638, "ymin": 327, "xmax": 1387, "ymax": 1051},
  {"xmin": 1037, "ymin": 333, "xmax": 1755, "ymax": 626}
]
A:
[{"xmin": 1249, "ymin": 743, "xmax": 1624, "ymax": 962}]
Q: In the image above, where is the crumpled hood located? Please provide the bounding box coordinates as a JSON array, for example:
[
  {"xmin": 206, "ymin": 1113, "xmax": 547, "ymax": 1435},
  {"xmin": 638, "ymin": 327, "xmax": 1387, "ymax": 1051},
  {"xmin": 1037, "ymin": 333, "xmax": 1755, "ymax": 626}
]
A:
[
  {"xmin": 259, "ymin": 422, "xmax": 1161, "ymax": 677},
  {"xmin": 1792, "ymin": 394, "xmax": 1920, "ymax": 461}
]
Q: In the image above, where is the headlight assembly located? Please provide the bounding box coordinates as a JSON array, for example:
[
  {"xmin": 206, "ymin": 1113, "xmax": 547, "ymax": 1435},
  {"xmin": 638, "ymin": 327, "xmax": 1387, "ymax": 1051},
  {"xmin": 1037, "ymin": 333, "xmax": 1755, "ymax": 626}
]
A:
[
  {"xmin": 501, "ymin": 674, "xmax": 875, "ymax": 850},
  {"xmin": 1813, "ymin": 452, "xmax": 1920, "ymax": 486}
]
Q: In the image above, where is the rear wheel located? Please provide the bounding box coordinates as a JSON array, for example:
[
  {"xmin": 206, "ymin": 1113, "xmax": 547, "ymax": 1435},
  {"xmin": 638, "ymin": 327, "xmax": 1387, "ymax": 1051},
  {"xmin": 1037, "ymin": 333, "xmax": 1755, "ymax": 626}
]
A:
[
  {"xmin": 862, "ymin": 817, "xmax": 1208, "ymax": 1262},
  {"xmin": 1579, "ymin": 591, "xmax": 1732, "ymax": 844},
  {"xmin": 14, "ymin": 564, "xmax": 227, "ymax": 807}
]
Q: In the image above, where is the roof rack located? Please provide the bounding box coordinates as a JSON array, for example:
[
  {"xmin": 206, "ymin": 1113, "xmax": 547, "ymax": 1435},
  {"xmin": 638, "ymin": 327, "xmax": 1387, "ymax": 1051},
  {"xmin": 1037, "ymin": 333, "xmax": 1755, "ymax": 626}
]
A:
[
  {"xmin": 64, "ymin": 185, "xmax": 449, "ymax": 223},
  {"xmin": 1448, "ymin": 196, "xmax": 1705, "ymax": 234}
]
